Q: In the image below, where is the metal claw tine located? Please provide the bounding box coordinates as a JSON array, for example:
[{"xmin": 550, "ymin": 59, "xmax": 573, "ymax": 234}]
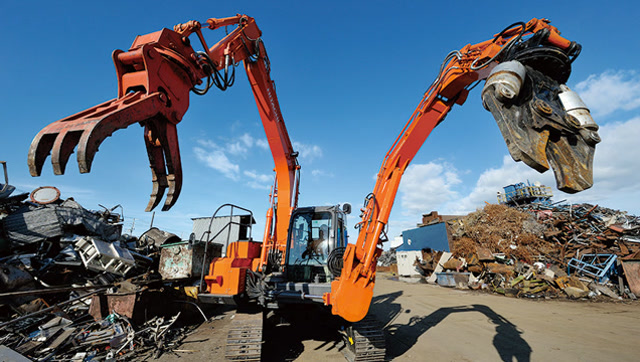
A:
[
  {"xmin": 144, "ymin": 124, "xmax": 169, "ymax": 212},
  {"xmin": 545, "ymin": 136, "xmax": 595, "ymax": 193},
  {"xmin": 161, "ymin": 124, "xmax": 182, "ymax": 211},
  {"xmin": 51, "ymin": 129, "xmax": 83, "ymax": 175},
  {"xmin": 28, "ymin": 92, "xmax": 165, "ymax": 177},
  {"xmin": 75, "ymin": 93, "xmax": 164, "ymax": 174},
  {"xmin": 146, "ymin": 169, "xmax": 168, "ymax": 212},
  {"xmin": 482, "ymin": 91, "xmax": 551, "ymax": 173},
  {"xmin": 28, "ymin": 132, "xmax": 57, "ymax": 176}
]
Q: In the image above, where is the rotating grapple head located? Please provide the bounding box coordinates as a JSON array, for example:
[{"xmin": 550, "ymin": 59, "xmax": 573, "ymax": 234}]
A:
[{"xmin": 481, "ymin": 38, "xmax": 599, "ymax": 193}]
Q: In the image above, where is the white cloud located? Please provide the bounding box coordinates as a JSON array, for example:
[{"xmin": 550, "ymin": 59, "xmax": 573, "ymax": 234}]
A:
[
  {"xmin": 239, "ymin": 133, "xmax": 254, "ymax": 147},
  {"xmin": 564, "ymin": 117, "xmax": 640, "ymax": 210},
  {"xmin": 293, "ymin": 141, "xmax": 323, "ymax": 163},
  {"xmin": 227, "ymin": 142, "xmax": 247, "ymax": 156},
  {"xmin": 444, "ymin": 155, "xmax": 547, "ymax": 215},
  {"xmin": 196, "ymin": 139, "xmax": 218, "ymax": 148},
  {"xmin": 438, "ymin": 117, "xmax": 640, "ymax": 215},
  {"xmin": 227, "ymin": 133, "xmax": 257, "ymax": 156},
  {"xmin": 193, "ymin": 147, "xmax": 240, "ymax": 180},
  {"xmin": 574, "ymin": 70, "xmax": 640, "ymax": 117},
  {"xmin": 398, "ymin": 161, "xmax": 462, "ymax": 215},
  {"xmin": 256, "ymin": 138, "xmax": 270, "ymax": 150},
  {"xmin": 244, "ymin": 170, "xmax": 273, "ymax": 190},
  {"xmin": 194, "ymin": 133, "xmax": 265, "ymax": 179},
  {"xmin": 590, "ymin": 117, "xmax": 640, "ymax": 189},
  {"xmin": 310, "ymin": 169, "xmax": 334, "ymax": 178}
]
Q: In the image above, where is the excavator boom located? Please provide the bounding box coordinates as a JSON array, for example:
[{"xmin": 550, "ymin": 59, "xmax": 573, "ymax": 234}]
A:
[
  {"xmin": 28, "ymin": 15, "xmax": 298, "ymax": 221},
  {"xmin": 27, "ymin": 16, "xmax": 599, "ymax": 327},
  {"xmin": 328, "ymin": 18, "xmax": 599, "ymax": 322}
]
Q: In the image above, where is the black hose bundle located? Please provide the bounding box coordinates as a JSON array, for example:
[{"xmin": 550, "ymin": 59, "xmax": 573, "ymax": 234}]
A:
[{"xmin": 327, "ymin": 247, "xmax": 346, "ymax": 278}]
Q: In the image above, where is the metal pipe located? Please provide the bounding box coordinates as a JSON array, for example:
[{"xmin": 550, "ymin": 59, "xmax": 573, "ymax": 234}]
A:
[
  {"xmin": 0, "ymin": 288, "xmax": 107, "ymax": 330},
  {"xmin": 0, "ymin": 284, "xmax": 114, "ymax": 298},
  {"xmin": 172, "ymin": 300, "xmax": 208, "ymax": 322},
  {"xmin": 276, "ymin": 291, "xmax": 324, "ymax": 301}
]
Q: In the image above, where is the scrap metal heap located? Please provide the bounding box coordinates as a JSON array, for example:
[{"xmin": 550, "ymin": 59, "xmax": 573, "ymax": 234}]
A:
[
  {"xmin": 0, "ymin": 169, "xmax": 217, "ymax": 360},
  {"xmin": 423, "ymin": 203, "xmax": 640, "ymax": 300}
]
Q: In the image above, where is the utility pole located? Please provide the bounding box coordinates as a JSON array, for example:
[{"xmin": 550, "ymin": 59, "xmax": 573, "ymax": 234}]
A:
[{"xmin": 128, "ymin": 218, "xmax": 136, "ymax": 235}]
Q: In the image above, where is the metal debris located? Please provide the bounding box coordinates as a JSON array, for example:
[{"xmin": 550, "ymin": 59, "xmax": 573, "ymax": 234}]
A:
[
  {"xmin": 0, "ymin": 172, "xmax": 210, "ymax": 360},
  {"xmin": 399, "ymin": 202, "xmax": 639, "ymax": 300}
]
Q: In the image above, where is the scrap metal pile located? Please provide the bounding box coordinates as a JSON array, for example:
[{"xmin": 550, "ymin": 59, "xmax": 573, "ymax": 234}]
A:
[
  {"xmin": 0, "ymin": 180, "xmax": 217, "ymax": 360},
  {"xmin": 435, "ymin": 203, "xmax": 640, "ymax": 300}
]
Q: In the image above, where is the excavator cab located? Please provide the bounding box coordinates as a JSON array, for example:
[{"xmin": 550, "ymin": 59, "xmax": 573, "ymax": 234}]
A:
[
  {"xmin": 248, "ymin": 205, "xmax": 350, "ymax": 308},
  {"xmin": 284, "ymin": 206, "xmax": 349, "ymax": 283}
]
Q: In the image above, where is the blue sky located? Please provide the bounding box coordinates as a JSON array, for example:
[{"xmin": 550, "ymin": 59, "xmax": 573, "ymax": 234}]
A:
[{"xmin": 2, "ymin": 1, "xmax": 639, "ymax": 241}]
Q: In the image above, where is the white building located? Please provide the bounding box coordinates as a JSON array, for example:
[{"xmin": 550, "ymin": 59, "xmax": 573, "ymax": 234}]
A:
[{"xmin": 191, "ymin": 214, "xmax": 256, "ymax": 256}]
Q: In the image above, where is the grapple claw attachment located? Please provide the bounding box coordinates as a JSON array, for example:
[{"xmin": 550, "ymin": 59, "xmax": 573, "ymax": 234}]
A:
[
  {"xmin": 27, "ymin": 91, "xmax": 183, "ymax": 211},
  {"xmin": 28, "ymin": 25, "xmax": 203, "ymax": 211},
  {"xmin": 482, "ymin": 61, "xmax": 599, "ymax": 193}
]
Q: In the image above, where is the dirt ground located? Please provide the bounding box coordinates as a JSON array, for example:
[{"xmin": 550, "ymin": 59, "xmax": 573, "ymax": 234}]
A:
[{"xmin": 159, "ymin": 273, "xmax": 640, "ymax": 361}]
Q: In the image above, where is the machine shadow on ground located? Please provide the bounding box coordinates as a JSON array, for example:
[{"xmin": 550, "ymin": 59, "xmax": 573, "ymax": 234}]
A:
[
  {"xmin": 370, "ymin": 290, "xmax": 532, "ymax": 362},
  {"xmin": 262, "ymin": 314, "xmax": 345, "ymax": 361}
]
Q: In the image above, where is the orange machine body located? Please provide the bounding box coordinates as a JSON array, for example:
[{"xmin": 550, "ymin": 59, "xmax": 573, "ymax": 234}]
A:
[
  {"xmin": 29, "ymin": 16, "xmax": 597, "ymax": 325},
  {"xmin": 205, "ymin": 241, "xmax": 262, "ymax": 295}
]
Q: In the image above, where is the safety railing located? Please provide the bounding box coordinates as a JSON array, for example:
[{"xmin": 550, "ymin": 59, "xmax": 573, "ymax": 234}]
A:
[{"xmin": 198, "ymin": 203, "xmax": 254, "ymax": 292}]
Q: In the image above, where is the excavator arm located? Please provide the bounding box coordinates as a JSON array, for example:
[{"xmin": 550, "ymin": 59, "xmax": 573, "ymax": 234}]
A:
[
  {"xmin": 27, "ymin": 15, "xmax": 299, "ymax": 228},
  {"xmin": 327, "ymin": 18, "xmax": 599, "ymax": 322}
]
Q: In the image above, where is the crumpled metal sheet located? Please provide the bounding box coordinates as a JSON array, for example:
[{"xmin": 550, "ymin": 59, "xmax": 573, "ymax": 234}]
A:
[
  {"xmin": 0, "ymin": 183, "xmax": 16, "ymax": 199},
  {"xmin": 89, "ymin": 294, "xmax": 137, "ymax": 320},
  {"xmin": 55, "ymin": 199, "xmax": 121, "ymax": 241},
  {"xmin": 2, "ymin": 199, "xmax": 121, "ymax": 246},
  {"xmin": 159, "ymin": 242, "xmax": 221, "ymax": 280},
  {"xmin": 2, "ymin": 204, "xmax": 62, "ymax": 245},
  {"xmin": 621, "ymin": 260, "xmax": 640, "ymax": 296}
]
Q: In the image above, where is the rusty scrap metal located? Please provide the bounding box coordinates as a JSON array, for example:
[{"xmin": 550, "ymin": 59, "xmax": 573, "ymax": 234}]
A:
[
  {"xmin": 0, "ymin": 184, "xmax": 210, "ymax": 361},
  {"xmin": 442, "ymin": 203, "xmax": 640, "ymax": 299},
  {"xmin": 620, "ymin": 260, "xmax": 640, "ymax": 296},
  {"xmin": 159, "ymin": 241, "xmax": 220, "ymax": 280},
  {"xmin": 88, "ymin": 293, "xmax": 138, "ymax": 320},
  {"xmin": 0, "ymin": 288, "xmax": 107, "ymax": 330}
]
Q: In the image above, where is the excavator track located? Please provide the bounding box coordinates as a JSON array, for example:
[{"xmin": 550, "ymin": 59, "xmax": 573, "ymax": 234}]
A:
[
  {"xmin": 225, "ymin": 313, "xmax": 263, "ymax": 361},
  {"xmin": 341, "ymin": 316, "xmax": 386, "ymax": 362}
]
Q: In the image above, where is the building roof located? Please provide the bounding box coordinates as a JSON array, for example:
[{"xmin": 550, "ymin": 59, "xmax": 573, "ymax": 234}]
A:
[{"xmin": 191, "ymin": 214, "xmax": 256, "ymax": 223}]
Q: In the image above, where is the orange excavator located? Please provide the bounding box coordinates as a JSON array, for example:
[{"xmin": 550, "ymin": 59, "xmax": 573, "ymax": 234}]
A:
[{"xmin": 28, "ymin": 15, "xmax": 598, "ymax": 360}]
